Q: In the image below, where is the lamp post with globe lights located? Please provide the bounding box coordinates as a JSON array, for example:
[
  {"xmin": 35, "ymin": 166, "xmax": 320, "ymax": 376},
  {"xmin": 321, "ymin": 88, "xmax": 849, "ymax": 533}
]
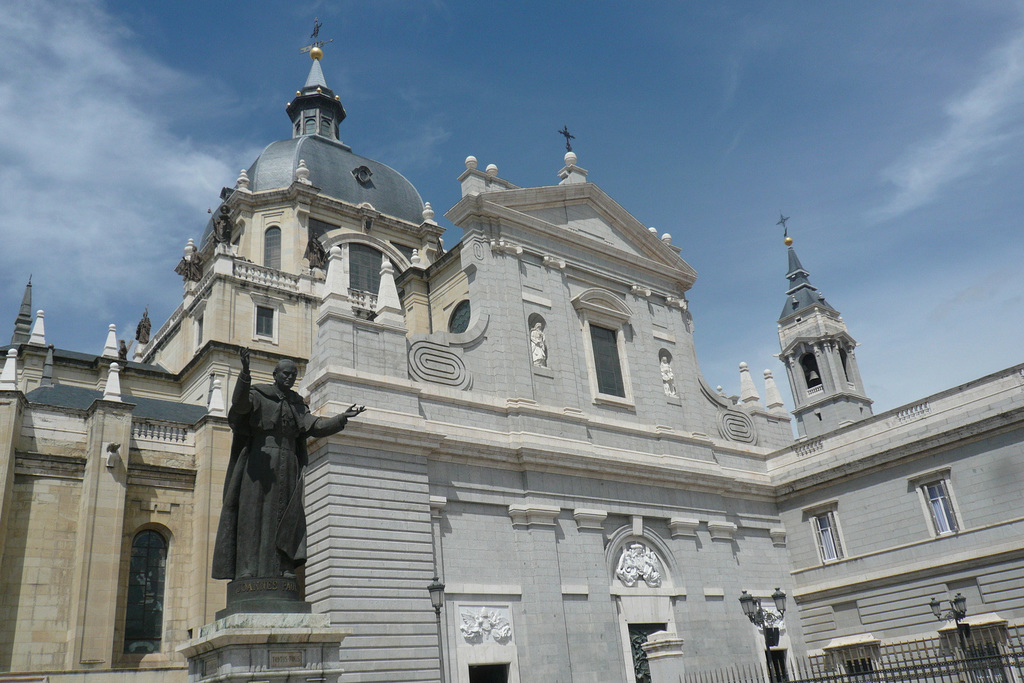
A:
[{"xmin": 428, "ymin": 577, "xmax": 447, "ymax": 683}]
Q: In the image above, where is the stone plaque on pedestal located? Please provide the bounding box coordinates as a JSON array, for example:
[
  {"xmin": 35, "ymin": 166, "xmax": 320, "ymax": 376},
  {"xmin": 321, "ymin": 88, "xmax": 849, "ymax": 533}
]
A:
[{"xmin": 179, "ymin": 613, "xmax": 350, "ymax": 683}]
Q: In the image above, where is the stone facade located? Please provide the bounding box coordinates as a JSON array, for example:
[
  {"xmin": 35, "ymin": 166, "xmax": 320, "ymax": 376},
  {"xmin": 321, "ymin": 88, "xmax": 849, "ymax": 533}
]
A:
[{"xmin": 0, "ymin": 52, "xmax": 1021, "ymax": 683}]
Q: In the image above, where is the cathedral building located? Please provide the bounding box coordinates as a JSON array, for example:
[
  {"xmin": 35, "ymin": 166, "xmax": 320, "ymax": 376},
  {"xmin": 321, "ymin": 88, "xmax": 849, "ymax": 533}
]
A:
[{"xmin": 0, "ymin": 48, "xmax": 1021, "ymax": 683}]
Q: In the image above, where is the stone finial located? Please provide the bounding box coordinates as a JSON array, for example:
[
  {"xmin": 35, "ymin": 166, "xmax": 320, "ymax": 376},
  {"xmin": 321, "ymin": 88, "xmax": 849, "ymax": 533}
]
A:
[
  {"xmin": 0, "ymin": 349, "xmax": 17, "ymax": 390},
  {"xmin": 236, "ymin": 168, "xmax": 251, "ymax": 191},
  {"xmin": 485, "ymin": 163, "xmax": 498, "ymax": 177},
  {"xmin": 40, "ymin": 345, "xmax": 54, "ymax": 388},
  {"xmin": 764, "ymin": 369, "xmax": 786, "ymax": 412},
  {"xmin": 29, "ymin": 310, "xmax": 46, "ymax": 346},
  {"xmin": 422, "ymin": 202, "xmax": 435, "ymax": 223},
  {"xmin": 322, "ymin": 246, "xmax": 346, "ymax": 301},
  {"xmin": 208, "ymin": 376, "xmax": 226, "ymax": 417},
  {"xmin": 184, "ymin": 238, "xmax": 196, "ymax": 258},
  {"xmin": 739, "ymin": 362, "xmax": 761, "ymax": 405},
  {"xmin": 103, "ymin": 362, "xmax": 122, "ymax": 402},
  {"xmin": 375, "ymin": 259, "xmax": 404, "ymax": 326},
  {"xmin": 102, "ymin": 324, "xmax": 118, "ymax": 359},
  {"xmin": 411, "ymin": 249, "xmax": 423, "ymax": 267},
  {"xmin": 649, "ymin": 227, "xmax": 658, "ymax": 235},
  {"xmin": 661, "ymin": 233, "xmax": 672, "ymax": 244},
  {"xmin": 465, "ymin": 156, "xmax": 478, "ymax": 170},
  {"xmin": 564, "ymin": 151, "xmax": 577, "ymax": 167},
  {"xmin": 295, "ymin": 159, "xmax": 311, "ymax": 184}
]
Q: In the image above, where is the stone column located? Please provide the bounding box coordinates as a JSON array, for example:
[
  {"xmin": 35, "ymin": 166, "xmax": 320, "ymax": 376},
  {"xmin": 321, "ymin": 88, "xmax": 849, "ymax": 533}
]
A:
[
  {"xmin": 0, "ymin": 389, "xmax": 25, "ymax": 571},
  {"xmin": 643, "ymin": 630, "xmax": 686, "ymax": 682},
  {"xmin": 507, "ymin": 503, "xmax": 573, "ymax": 682},
  {"xmin": 189, "ymin": 414, "xmax": 232, "ymax": 628},
  {"xmin": 67, "ymin": 398, "xmax": 133, "ymax": 668}
]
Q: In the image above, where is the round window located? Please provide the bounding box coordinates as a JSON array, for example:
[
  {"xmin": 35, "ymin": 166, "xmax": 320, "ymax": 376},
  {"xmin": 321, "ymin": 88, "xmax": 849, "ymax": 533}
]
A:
[{"xmin": 448, "ymin": 300, "xmax": 471, "ymax": 334}]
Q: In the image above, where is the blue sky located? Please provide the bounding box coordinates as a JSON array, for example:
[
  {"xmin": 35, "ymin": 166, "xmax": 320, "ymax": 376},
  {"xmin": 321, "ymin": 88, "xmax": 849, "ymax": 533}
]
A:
[{"xmin": 2, "ymin": 1, "xmax": 1023, "ymax": 416}]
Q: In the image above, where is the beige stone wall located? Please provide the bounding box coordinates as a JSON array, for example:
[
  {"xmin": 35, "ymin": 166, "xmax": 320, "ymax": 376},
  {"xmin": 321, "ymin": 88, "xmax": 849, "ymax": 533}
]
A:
[
  {"xmin": 429, "ymin": 263, "xmax": 470, "ymax": 333},
  {"xmin": 0, "ymin": 475, "xmax": 81, "ymax": 671}
]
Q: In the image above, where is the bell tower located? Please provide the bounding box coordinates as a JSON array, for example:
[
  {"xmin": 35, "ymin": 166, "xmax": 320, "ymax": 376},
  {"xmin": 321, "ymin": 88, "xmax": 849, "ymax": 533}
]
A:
[{"xmin": 777, "ymin": 237, "xmax": 872, "ymax": 438}]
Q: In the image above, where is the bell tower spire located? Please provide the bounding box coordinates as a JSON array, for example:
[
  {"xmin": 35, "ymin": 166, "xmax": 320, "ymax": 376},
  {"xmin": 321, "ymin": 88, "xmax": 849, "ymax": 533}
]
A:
[
  {"xmin": 287, "ymin": 23, "xmax": 346, "ymax": 141},
  {"xmin": 776, "ymin": 234, "xmax": 872, "ymax": 438},
  {"xmin": 10, "ymin": 277, "xmax": 32, "ymax": 345}
]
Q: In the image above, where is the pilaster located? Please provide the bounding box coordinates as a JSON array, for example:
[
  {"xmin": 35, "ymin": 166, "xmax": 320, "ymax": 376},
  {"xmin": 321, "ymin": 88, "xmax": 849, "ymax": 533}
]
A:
[
  {"xmin": 0, "ymin": 390, "xmax": 26, "ymax": 571},
  {"xmin": 68, "ymin": 398, "xmax": 133, "ymax": 668},
  {"xmin": 190, "ymin": 415, "xmax": 233, "ymax": 628}
]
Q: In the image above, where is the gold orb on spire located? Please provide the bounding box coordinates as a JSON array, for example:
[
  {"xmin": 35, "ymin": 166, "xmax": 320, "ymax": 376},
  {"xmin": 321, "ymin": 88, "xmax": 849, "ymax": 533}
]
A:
[
  {"xmin": 784, "ymin": 236, "xmax": 793, "ymax": 246},
  {"xmin": 310, "ymin": 46, "xmax": 323, "ymax": 61}
]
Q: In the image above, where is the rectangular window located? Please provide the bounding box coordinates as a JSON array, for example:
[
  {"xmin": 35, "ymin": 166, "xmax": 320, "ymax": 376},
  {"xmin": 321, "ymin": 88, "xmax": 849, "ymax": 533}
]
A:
[
  {"xmin": 813, "ymin": 511, "xmax": 843, "ymax": 563},
  {"xmin": 255, "ymin": 306, "xmax": 274, "ymax": 338},
  {"xmin": 590, "ymin": 324, "xmax": 625, "ymax": 397},
  {"xmin": 468, "ymin": 664, "xmax": 510, "ymax": 683},
  {"xmin": 923, "ymin": 480, "xmax": 958, "ymax": 535}
]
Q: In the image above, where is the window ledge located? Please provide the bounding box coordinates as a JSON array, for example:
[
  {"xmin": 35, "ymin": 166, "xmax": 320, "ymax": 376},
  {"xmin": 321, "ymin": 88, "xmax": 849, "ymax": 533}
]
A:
[{"xmin": 593, "ymin": 393, "xmax": 635, "ymax": 410}]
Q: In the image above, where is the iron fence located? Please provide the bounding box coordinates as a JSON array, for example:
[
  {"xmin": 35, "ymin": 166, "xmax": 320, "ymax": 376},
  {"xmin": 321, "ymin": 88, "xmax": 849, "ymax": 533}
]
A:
[{"xmin": 683, "ymin": 626, "xmax": 1024, "ymax": 683}]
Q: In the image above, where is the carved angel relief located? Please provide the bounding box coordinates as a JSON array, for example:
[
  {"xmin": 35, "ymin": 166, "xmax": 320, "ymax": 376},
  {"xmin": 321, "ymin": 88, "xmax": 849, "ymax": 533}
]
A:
[
  {"xmin": 459, "ymin": 606, "xmax": 513, "ymax": 645},
  {"xmin": 615, "ymin": 542, "xmax": 663, "ymax": 588}
]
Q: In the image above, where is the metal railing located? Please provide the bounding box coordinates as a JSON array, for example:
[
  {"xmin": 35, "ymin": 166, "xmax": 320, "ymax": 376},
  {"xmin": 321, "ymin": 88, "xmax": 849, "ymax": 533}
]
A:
[{"xmin": 683, "ymin": 628, "xmax": 1024, "ymax": 683}]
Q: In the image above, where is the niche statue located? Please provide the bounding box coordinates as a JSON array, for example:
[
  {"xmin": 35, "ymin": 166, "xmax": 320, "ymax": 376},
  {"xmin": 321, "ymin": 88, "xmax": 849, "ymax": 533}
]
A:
[{"xmin": 212, "ymin": 349, "xmax": 365, "ymax": 585}]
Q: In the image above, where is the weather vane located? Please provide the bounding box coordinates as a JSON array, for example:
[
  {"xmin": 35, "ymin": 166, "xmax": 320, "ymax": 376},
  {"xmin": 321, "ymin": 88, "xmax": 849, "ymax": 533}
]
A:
[
  {"xmin": 300, "ymin": 17, "xmax": 334, "ymax": 55},
  {"xmin": 777, "ymin": 212, "xmax": 794, "ymax": 245},
  {"xmin": 776, "ymin": 212, "xmax": 790, "ymax": 237},
  {"xmin": 558, "ymin": 125, "xmax": 575, "ymax": 152}
]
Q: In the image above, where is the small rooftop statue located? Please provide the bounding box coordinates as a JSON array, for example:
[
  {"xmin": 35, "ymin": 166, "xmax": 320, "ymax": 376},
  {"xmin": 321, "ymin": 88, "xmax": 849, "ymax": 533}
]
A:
[
  {"xmin": 213, "ymin": 205, "xmax": 233, "ymax": 245},
  {"xmin": 135, "ymin": 308, "xmax": 151, "ymax": 345}
]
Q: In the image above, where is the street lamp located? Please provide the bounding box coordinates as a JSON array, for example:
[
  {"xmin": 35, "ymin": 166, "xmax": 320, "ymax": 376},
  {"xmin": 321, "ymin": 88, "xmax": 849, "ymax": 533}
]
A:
[
  {"xmin": 929, "ymin": 592, "xmax": 970, "ymax": 643},
  {"xmin": 428, "ymin": 577, "xmax": 447, "ymax": 683},
  {"xmin": 739, "ymin": 588, "xmax": 787, "ymax": 647}
]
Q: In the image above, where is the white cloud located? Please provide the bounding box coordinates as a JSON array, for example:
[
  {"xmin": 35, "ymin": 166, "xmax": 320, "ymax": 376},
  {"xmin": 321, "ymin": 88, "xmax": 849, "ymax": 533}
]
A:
[
  {"xmin": 873, "ymin": 25, "xmax": 1024, "ymax": 220},
  {"xmin": 0, "ymin": 0, "xmax": 235, "ymax": 348}
]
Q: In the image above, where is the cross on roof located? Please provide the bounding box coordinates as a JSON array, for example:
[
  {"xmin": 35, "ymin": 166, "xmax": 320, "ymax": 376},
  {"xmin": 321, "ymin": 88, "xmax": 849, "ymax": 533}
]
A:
[
  {"xmin": 776, "ymin": 212, "xmax": 790, "ymax": 237},
  {"xmin": 558, "ymin": 125, "xmax": 575, "ymax": 152}
]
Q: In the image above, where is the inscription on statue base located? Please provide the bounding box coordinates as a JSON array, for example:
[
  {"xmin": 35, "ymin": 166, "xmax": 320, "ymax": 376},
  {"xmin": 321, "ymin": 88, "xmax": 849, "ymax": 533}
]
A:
[{"xmin": 216, "ymin": 577, "xmax": 311, "ymax": 619}]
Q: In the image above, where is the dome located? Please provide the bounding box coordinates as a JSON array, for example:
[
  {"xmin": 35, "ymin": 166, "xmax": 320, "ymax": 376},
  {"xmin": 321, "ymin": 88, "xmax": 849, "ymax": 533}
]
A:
[
  {"xmin": 202, "ymin": 136, "xmax": 425, "ymax": 247},
  {"xmin": 248, "ymin": 136, "xmax": 425, "ymax": 223}
]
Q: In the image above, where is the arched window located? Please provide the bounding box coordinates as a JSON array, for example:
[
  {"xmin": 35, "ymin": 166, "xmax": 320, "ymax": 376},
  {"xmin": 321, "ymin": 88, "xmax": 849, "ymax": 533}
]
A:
[
  {"xmin": 839, "ymin": 347, "xmax": 850, "ymax": 382},
  {"xmin": 124, "ymin": 530, "xmax": 167, "ymax": 654},
  {"xmin": 449, "ymin": 300, "xmax": 471, "ymax": 334},
  {"xmin": 264, "ymin": 227, "xmax": 281, "ymax": 270},
  {"xmin": 319, "ymin": 116, "xmax": 333, "ymax": 137},
  {"xmin": 801, "ymin": 352, "xmax": 822, "ymax": 389},
  {"xmin": 349, "ymin": 244, "xmax": 382, "ymax": 294}
]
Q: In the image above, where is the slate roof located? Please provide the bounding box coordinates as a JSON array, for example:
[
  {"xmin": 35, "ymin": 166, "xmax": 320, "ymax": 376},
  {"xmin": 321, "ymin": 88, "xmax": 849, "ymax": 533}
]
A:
[
  {"xmin": 26, "ymin": 384, "xmax": 206, "ymax": 424},
  {"xmin": 779, "ymin": 246, "xmax": 839, "ymax": 321}
]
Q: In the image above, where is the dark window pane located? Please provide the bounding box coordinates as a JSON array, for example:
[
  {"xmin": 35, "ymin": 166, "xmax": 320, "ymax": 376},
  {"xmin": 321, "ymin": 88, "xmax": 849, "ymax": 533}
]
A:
[
  {"xmin": 449, "ymin": 300, "xmax": 471, "ymax": 334},
  {"xmin": 349, "ymin": 244, "xmax": 382, "ymax": 294},
  {"xmin": 256, "ymin": 306, "xmax": 274, "ymax": 337},
  {"xmin": 264, "ymin": 227, "xmax": 281, "ymax": 269},
  {"xmin": 124, "ymin": 530, "xmax": 167, "ymax": 654},
  {"xmin": 590, "ymin": 324, "xmax": 625, "ymax": 397}
]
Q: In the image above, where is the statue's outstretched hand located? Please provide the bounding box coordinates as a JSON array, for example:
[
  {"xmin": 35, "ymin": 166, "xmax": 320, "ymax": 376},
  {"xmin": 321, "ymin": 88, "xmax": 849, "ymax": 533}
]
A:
[
  {"xmin": 344, "ymin": 404, "xmax": 366, "ymax": 419},
  {"xmin": 240, "ymin": 348, "xmax": 250, "ymax": 374}
]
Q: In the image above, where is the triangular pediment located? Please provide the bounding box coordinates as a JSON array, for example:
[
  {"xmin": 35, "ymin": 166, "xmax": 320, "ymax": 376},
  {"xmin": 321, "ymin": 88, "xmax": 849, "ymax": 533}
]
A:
[{"xmin": 447, "ymin": 183, "xmax": 697, "ymax": 288}]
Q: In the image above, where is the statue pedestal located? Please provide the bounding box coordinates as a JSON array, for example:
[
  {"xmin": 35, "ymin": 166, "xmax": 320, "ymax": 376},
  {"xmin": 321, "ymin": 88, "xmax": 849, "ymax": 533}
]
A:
[
  {"xmin": 179, "ymin": 613, "xmax": 350, "ymax": 683},
  {"xmin": 217, "ymin": 577, "xmax": 312, "ymax": 619},
  {"xmin": 643, "ymin": 630, "xmax": 687, "ymax": 683}
]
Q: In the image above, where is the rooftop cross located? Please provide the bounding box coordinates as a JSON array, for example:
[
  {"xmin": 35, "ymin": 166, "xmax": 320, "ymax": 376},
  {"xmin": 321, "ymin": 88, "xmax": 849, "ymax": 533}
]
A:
[
  {"xmin": 558, "ymin": 125, "xmax": 575, "ymax": 152},
  {"xmin": 300, "ymin": 17, "xmax": 334, "ymax": 57}
]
